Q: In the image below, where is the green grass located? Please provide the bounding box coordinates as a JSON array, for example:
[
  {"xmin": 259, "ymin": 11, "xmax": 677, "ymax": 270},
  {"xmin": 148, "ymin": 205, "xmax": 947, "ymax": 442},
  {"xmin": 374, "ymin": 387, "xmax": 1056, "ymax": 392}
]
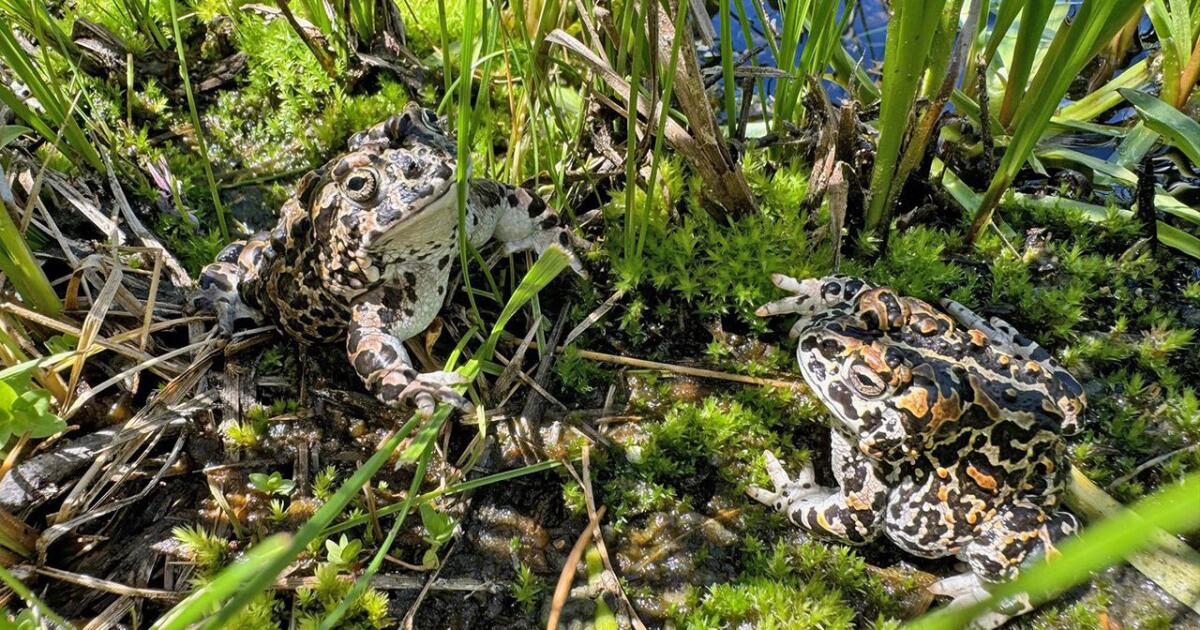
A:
[
  {"xmin": 862, "ymin": 0, "xmax": 948, "ymax": 235},
  {"xmin": 965, "ymin": 0, "xmax": 1146, "ymax": 244}
]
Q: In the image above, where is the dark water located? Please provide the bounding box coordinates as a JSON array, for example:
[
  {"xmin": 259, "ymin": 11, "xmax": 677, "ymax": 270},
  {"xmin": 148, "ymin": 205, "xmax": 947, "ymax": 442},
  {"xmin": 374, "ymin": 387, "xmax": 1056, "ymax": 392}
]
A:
[
  {"xmin": 708, "ymin": 0, "xmax": 1154, "ymax": 164},
  {"xmin": 706, "ymin": 0, "xmax": 888, "ymax": 98}
]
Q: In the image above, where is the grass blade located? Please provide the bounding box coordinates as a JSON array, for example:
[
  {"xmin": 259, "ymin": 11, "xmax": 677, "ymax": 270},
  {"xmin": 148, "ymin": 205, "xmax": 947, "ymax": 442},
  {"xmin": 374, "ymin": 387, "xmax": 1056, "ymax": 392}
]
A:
[
  {"xmin": 168, "ymin": 0, "xmax": 229, "ymax": 242},
  {"xmin": 0, "ymin": 165, "xmax": 61, "ymax": 316},
  {"xmin": 863, "ymin": 0, "xmax": 949, "ymax": 234},
  {"xmin": 1118, "ymin": 87, "xmax": 1200, "ymax": 163},
  {"xmin": 997, "ymin": 0, "xmax": 1054, "ymax": 127},
  {"xmin": 719, "ymin": 0, "xmax": 736, "ymax": 137}
]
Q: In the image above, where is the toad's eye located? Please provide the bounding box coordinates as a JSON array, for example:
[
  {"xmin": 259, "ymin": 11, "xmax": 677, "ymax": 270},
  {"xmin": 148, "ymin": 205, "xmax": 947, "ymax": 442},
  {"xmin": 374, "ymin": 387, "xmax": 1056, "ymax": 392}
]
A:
[
  {"xmin": 342, "ymin": 168, "xmax": 379, "ymax": 202},
  {"xmin": 847, "ymin": 363, "xmax": 887, "ymax": 398},
  {"xmin": 423, "ymin": 109, "xmax": 438, "ymax": 125}
]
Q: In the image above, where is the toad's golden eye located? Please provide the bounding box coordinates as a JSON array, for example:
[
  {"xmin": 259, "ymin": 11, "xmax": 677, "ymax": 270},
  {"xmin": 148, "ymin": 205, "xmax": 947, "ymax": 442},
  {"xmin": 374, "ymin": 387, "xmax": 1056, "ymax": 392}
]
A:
[
  {"xmin": 847, "ymin": 362, "xmax": 887, "ymax": 398},
  {"xmin": 342, "ymin": 168, "xmax": 379, "ymax": 202}
]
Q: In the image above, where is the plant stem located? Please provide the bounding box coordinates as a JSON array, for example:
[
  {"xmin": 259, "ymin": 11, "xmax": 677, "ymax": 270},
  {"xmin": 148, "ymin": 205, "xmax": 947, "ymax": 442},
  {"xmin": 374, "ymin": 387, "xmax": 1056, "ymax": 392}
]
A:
[{"xmin": 169, "ymin": 0, "xmax": 230, "ymax": 243}]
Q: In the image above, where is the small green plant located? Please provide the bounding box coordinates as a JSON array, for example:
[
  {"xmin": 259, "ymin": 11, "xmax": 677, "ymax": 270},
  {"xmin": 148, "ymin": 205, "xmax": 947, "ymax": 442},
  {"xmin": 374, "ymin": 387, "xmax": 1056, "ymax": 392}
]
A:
[
  {"xmin": 511, "ymin": 562, "xmax": 543, "ymax": 615},
  {"xmin": 313, "ymin": 466, "xmax": 338, "ymax": 501},
  {"xmin": 324, "ymin": 535, "xmax": 363, "ymax": 567},
  {"xmin": 268, "ymin": 499, "xmax": 288, "ymax": 524},
  {"xmin": 0, "ymin": 374, "xmax": 65, "ymax": 445},
  {"xmin": 172, "ymin": 524, "xmax": 229, "ymax": 572},
  {"xmin": 247, "ymin": 472, "xmax": 295, "ymax": 496},
  {"xmin": 293, "ymin": 563, "xmax": 391, "ymax": 629},
  {"xmin": 554, "ymin": 345, "xmax": 608, "ymax": 394},
  {"xmin": 418, "ymin": 503, "xmax": 456, "ymax": 569},
  {"xmin": 222, "ymin": 420, "xmax": 261, "ymax": 450}
]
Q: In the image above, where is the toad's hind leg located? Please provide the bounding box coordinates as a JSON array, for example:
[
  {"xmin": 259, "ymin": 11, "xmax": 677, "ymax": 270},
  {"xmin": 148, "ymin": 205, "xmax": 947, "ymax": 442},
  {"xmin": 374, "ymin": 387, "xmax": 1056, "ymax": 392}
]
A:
[
  {"xmin": 748, "ymin": 431, "xmax": 887, "ymax": 544},
  {"xmin": 931, "ymin": 500, "xmax": 1079, "ymax": 628}
]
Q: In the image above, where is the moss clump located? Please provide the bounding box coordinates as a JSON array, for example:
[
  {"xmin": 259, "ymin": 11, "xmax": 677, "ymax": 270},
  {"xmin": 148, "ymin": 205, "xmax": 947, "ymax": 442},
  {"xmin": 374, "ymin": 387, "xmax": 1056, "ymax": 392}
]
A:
[
  {"xmin": 293, "ymin": 563, "xmax": 391, "ymax": 629},
  {"xmin": 599, "ymin": 383, "xmax": 816, "ymax": 526},
  {"xmin": 601, "ymin": 154, "xmax": 830, "ymax": 335},
  {"xmin": 679, "ymin": 541, "xmax": 900, "ymax": 629}
]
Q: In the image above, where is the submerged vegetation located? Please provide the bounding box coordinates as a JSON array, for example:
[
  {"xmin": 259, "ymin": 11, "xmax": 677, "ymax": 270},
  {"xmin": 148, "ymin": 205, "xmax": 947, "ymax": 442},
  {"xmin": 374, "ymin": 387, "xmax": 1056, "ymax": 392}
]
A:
[{"xmin": 0, "ymin": 0, "xmax": 1198, "ymax": 627}]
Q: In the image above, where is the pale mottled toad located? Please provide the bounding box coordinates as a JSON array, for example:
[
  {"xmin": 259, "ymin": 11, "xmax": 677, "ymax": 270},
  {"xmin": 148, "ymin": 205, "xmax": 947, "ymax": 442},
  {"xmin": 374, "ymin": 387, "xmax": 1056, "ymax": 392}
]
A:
[{"xmin": 195, "ymin": 103, "xmax": 586, "ymax": 415}]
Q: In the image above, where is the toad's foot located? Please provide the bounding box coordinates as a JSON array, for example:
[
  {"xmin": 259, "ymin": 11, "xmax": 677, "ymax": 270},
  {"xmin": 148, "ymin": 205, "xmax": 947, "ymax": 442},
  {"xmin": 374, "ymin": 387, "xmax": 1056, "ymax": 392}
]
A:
[
  {"xmin": 747, "ymin": 450, "xmax": 831, "ymax": 522},
  {"xmin": 756, "ymin": 274, "xmax": 874, "ymax": 338},
  {"xmin": 501, "ymin": 229, "xmax": 592, "ymax": 278},
  {"xmin": 929, "ymin": 571, "xmax": 1028, "ymax": 630},
  {"xmin": 756, "ymin": 274, "xmax": 825, "ymax": 322},
  {"xmin": 484, "ymin": 181, "xmax": 592, "ymax": 278},
  {"xmin": 391, "ymin": 369, "xmax": 473, "ymax": 418}
]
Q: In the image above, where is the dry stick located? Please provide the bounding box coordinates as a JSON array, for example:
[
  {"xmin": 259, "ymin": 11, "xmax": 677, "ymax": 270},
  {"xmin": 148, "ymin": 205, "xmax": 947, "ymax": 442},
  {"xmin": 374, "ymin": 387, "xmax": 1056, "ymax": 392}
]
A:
[
  {"xmin": 62, "ymin": 256, "xmax": 123, "ymax": 412},
  {"xmin": 570, "ymin": 348, "xmax": 804, "ymax": 391},
  {"xmin": 0, "ymin": 302, "xmax": 201, "ymax": 376},
  {"xmin": 889, "ymin": 0, "xmax": 983, "ymax": 216},
  {"xmin": 102, "ymin": 150, "xmax": 191, "ymax": 288},
  {"xmin": 579, "ymin": 446, "xmax": 648, "ymax": 630},
  {"xmin": 1107, "ymin": 443, "xmax": 1200, "ymax": 492},
  {"xmin": 82, "ymin": 594, "xmax": 134, "ymax": 630},
  {"xmin": 63, "ymin": 338, "xmax": 211, "ymax": 419},
  {"xmin": 33, "ymin": 565, "xmax": 183, "ymax": 601},
  {"xmin": 53, "ymin": 340, "xmax": 225, "ymax": 525},
  {"xmin": 546, "ymin": 505, "xmax": 606, "ymax": 630},
  {"xmin": 564, "ymin": 289, "xmax": 625, "ymax": 347},
  {"xmin": 38, "ymin": 430, "xmax": 188, "ymax": 560},
  {"xmin": 275, "ymin": 574, "xmax": 505, "ymax": 593},
  {"xmin": 399, "ymin": 539, "xmax": 459, "ymax": 630},
  {"xmin": 515, "ymin": 308, "xmax": 574, "ymax": 462},
  {"xmin": 1136, "ymin": 154, "xmax": 1158, "ymax": 253},
  {"xmin": 977, "ymin": 63, "xmax": 994, "ymax": 180}
]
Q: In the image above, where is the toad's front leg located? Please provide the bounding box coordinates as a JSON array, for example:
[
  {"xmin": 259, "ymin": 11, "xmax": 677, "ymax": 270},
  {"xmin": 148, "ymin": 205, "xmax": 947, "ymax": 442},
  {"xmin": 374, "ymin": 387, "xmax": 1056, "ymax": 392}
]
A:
[
  {"xmin": 348, "ymin": 286, "xmax": 472, "ymax": 417},
  {"xmin": 470, "ymin": 180, "xmax": 591, "ymax": 276},
  {"xmin": 749, "ymin": 431, "xmax": 888, "ymax": 544}
]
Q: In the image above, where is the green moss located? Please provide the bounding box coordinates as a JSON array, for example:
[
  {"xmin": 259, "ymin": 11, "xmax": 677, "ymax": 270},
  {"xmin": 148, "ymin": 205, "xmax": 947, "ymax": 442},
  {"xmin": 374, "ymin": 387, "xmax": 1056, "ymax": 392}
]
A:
[
  {"xmin": 601, "ymin": 154, "xmax": 830, "ymax": 336},
  {"xmin": 859, "ymin": 226, "xmax": 976, "ymax": 306},
  {"xmin": 678, "ymin": 541, "xmax": 900, "ymax": 629},
  {"xmin": 294, "ymin": 563, "xmax": 391, "ymax": 629},
  {"xmin": 555, "ymin": 345, "xmax": 610, "ymax": 394}
]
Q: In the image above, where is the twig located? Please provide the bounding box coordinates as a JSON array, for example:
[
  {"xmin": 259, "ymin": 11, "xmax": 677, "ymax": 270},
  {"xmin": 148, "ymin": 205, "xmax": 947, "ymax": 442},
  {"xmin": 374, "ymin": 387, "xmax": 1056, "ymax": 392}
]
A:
[
  {"xmin": 273, "ymin": 574, "xmax": 506, "ymax": 593},
  {"xmin": 578, "ymin": 447, "xmax": 647, "ymax": 629},
  {"xmin": 546, "ymin": 505, "xmax": 605, "ymax": 630},
  {"xmin": 33, "ymin": 565, "xmax": 183, "ymax": 601},
  {"xmin": 570, "ymin": 348, "xmax": 804, "ymax": 391},
  {"xmin": 1107, "ymin": 443, "xmax": 1200, "ymax": 492},
  {"xmin": 400, "ymin": 539, "xmax": 458, "ymax": 629}
]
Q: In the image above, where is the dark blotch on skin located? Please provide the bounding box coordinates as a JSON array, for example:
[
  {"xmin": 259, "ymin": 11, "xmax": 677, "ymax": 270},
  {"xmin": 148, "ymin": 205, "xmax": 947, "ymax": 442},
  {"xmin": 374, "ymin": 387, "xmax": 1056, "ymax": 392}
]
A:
[{"xmin": 526, "ymin": 195, "xmax": 547, "ymax": 217}]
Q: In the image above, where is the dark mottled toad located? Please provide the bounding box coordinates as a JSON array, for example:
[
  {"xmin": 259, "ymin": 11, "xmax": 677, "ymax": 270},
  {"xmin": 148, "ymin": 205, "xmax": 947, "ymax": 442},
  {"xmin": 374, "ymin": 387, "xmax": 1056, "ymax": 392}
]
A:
[{"xmin": 750, "ymin": 275, "xmax": 1085, "ymax": 627}]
